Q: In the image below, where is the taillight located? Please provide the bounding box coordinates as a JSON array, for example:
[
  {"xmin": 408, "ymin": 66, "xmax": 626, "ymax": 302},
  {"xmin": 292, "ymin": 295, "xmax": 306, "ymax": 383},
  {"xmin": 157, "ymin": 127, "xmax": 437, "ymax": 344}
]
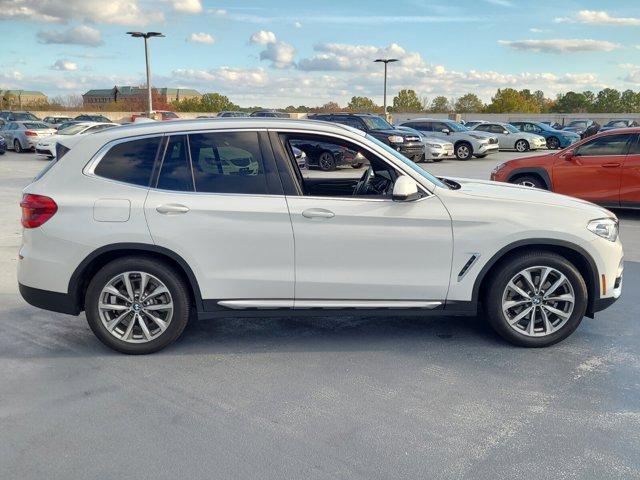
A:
[
  {"xmin": 20, "ymin": 194, "xmax": 58, "ymax": 228},
  {"xmin": 25, "ymin": 130, "xmax": 38, "ymax": 137}
]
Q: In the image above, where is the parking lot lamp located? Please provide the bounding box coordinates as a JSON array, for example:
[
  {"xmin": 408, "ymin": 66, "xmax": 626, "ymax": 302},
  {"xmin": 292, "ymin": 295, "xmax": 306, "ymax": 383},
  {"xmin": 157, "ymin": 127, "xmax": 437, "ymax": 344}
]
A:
[
  {"xmin": 374, "ymin": 58, "xmax": 398, "ymax": 116},
  {"xmin": 126, "ymin": 31, "xmax": 165, "ymax": 118}
]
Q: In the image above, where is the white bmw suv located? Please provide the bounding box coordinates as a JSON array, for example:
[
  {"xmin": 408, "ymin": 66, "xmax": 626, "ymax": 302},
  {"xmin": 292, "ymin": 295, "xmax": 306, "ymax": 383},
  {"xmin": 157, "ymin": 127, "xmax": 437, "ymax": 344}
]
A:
[{"xmin": 18, "ymin": 119, "xmax": 623, "ymax": 354}]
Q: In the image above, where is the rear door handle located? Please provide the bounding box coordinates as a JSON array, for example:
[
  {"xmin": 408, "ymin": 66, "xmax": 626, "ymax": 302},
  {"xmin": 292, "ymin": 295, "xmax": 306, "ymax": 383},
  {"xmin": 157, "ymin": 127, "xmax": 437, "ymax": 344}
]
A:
[
  {"xmin": 602, "ymin": 163, "xmax": 621, "ymax": 168},
  {"xmin": 302, "ymin": 208, "xmax": 335, "ymax": 219},
  {"xmin": 156, "ymin": 204, "xmax": 190, "ymax": 214}
]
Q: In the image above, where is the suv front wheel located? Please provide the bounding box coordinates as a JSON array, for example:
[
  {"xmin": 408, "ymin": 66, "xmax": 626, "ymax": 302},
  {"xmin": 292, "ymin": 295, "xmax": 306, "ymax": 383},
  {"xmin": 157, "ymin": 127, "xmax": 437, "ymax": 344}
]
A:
[
  {"xmin": 455, "ymin": 142, "xmax": 473, "ymax": 160},
  {"xmin": 484, "ymin": 251, "xmax": 588, "ymax": 347},
  {"xmin": 85, "ymin": 257, "xmax": 191, "ymax": 354}
]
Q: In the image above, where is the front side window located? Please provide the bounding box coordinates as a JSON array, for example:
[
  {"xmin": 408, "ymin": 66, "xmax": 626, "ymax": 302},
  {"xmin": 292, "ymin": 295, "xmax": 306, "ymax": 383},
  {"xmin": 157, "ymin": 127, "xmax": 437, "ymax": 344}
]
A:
[
  {"xmin": 189, "ymin": 131, "xmax": 268, "ymax": 194},
  {"xmin": 474, "ymin": 124, "xmax": 491, "ymax": 132},
  {"xmin": 94, "ymin": 136, "xmax": 161, "ymax": 186},
  {"xmin": 575, "ymin": 134, "xmax": 631, "ymax": 157}
]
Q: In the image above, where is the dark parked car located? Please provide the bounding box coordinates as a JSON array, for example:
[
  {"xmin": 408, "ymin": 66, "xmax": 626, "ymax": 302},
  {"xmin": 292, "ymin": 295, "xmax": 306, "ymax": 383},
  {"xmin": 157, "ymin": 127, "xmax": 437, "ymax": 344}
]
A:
[
  {"xmin": 75, "ymin": 114, "xmax": 112, "ymax": 123},
  {"xmin": 309, "ymin": 113, "xmax": 424, "ymax": 160},
  {"xmin": 56, "ymin": 121, "xmax": 82, "ymax": 132},
  {"xmin": 218, "ymin": 111, "xmax": 250, "ymax": 117},
  {"xmin": 563, "ymin": 119, "xmax": 600, "ymax": 139},
  {"xmin": 290, "ymin": 139, "xmax": 365, "ymax": 171},
  {"xmin": 250, "ymin": 110, "xmax": 289, "ymax": 118},
  {"xmin": 599, "ymin": 119, "xmax": 639, "ymax": 132}
]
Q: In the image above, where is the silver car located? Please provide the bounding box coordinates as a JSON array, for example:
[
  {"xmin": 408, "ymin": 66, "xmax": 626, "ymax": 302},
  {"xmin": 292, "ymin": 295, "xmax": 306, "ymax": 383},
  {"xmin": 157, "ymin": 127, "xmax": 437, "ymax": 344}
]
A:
[
  {"xmin": 0, "ymin": 121, "xmax": 56, "ymax": 153},
  {"xmin": 472, "ymin": 121, "xmax": 547, "ymax": 152},
  {"xmin": 42, "ymin": 116, "xmax": 75, "ymax": 129},
  {"xmin": 396, "ymin": 126, "xmax": 454, "ymax": 162}
]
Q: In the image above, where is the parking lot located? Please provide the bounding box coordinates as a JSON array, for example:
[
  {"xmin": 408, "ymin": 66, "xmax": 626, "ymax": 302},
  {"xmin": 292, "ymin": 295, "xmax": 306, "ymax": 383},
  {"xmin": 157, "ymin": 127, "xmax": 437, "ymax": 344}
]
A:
[{"xmin": 1, "ymin": 149, "xmax": 639, "ymax": 479}]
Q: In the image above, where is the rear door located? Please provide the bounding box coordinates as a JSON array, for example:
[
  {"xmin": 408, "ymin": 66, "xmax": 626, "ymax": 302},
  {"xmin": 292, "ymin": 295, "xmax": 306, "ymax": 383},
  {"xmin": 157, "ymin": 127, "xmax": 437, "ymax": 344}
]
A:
[
  {"xmin": 621, "ymin": 134, "xmax": 640, "ymax": 208},
  {"xmin": 553, "ymin": 133, "xmax": 632, "ymax": 207},
  {"xmin": 144, "ymin": 130, "xmax": 295, "ymax": 306}
]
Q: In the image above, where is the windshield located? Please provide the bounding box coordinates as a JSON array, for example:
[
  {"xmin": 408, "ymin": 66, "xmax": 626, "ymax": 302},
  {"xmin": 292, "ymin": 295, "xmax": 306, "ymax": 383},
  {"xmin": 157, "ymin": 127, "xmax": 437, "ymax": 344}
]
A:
[
  {"xmin": 605, "ymin": 120, "xmax": 627, "ymax": 127},
  {"xmin": 504, "ymin": 124, "xmax": 519, "ymax": 133},
  {"xmin": 14, "ymin": 113, "xmax": 39, "ymax": 121},
  {"xmin": 568, "ymin": 121, "xmax": 587, "ymax": 128},
  {"xmin": 59, "ymin": 124, "xmax": 87, "ymax": 135},
  {"xmin": 397, "ymin": 126, "xmax": 423, "ymax": 138},
  {"xmin": 444, "ymin": 121, "xmax": 469, "ymax": 132},
  {"xmin": 362, "ymin": 116, "xmax": 393, "ymax": 130},
  {"xmin": 365, "ymin": 134, "xmax": 447, "ymax": 189},
  {"xmin": 23, "ymin": 122, "xmax": 49, "ymax": 129}
]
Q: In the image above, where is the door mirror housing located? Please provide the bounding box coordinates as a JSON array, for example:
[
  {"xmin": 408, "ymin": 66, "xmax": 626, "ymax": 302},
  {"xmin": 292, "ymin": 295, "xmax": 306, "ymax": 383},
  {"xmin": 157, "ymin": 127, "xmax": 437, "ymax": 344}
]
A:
[
  {"xmin": 562, "ymin": 149, "xmax": 575, "ymax": 160},
  {"xmin": 441, "ymin": 128, "xmax": 450, "ymax": 135},
  {"xmin": 502, "ymin": 129, "xmax": 509, "ymax": 135},
  {"xmin": 393, "ymin": 176, "xmax": 421, "ymax": 202}
]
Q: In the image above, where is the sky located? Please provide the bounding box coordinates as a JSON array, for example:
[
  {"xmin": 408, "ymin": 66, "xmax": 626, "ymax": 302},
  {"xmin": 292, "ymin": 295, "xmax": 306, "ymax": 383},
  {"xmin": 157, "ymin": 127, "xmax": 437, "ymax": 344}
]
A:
[{"xmin": 1, "ymin": 0, "xmax": 640, "ymax": 107}]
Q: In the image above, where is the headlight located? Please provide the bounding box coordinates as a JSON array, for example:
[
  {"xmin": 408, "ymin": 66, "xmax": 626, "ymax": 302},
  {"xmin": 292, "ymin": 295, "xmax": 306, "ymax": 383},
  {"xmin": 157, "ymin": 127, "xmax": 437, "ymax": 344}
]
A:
[
  {"xmin": 388, "ymin": 135, "xmax": 404, "ymax": 143},
  {"xmin": 425, "ymin": 143, "xmax": 442, "ymax": 148},
  {"xmin": 491, "ymin": 163, "xmax": 507, "ymax": 174},
  {"xmin": 587, "ymin": 218, "xmax": 619, "ymax": 242}
]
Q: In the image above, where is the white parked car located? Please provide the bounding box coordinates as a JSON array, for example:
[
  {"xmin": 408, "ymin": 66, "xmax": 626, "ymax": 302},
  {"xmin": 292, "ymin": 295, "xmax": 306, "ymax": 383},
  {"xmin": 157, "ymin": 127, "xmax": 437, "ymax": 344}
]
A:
[
  {"xmin": 472, "ymin": 122, "xmax": 547, "ymax": 152},
  {"xmin": 18, "ymin": 119, "xmax": 623, "ymax": 354},
  {"xmin": 396, "ymin": 126, "xmax": 454, "ymax": 162},
  {"xmin": 35, "ymin": 122, "xmax": 118, "ymax": 158}
]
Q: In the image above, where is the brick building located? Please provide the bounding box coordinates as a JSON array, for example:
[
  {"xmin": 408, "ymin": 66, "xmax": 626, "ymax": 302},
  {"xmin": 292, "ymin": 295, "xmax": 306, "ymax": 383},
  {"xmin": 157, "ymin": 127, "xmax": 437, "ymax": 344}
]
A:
[{"xmin": 82, "ymin": 86, "xmax": 201, "ymax": 107}]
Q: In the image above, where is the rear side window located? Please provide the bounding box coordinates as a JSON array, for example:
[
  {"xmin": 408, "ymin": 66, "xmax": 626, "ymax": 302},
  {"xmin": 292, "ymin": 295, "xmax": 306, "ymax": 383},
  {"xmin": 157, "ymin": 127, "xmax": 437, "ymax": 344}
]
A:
[
  {"xmin": 94, "ymin": 137, "xmax": 161, "ymax": 186},
  {"xmin": 157, "ymin": 135, "xmax": 194, "ymax": 191},
  {"xmin": 188, "ymin": 131, "xmax": 268, "ymax": 194}
]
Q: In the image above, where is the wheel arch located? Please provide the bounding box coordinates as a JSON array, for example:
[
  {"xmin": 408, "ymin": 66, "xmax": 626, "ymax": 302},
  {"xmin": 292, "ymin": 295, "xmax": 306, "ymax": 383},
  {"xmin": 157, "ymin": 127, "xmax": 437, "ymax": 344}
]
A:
[
  {"xmin": 473, "ymin": 239, "xmax": 599, "ymax": 317},
  {"xmin": 68, "ymin": 243, "xmax": 203, "ymax": 313},
  {"xmin": 506, "ymin": 167, "xmax": 552, "ymax": 190}
]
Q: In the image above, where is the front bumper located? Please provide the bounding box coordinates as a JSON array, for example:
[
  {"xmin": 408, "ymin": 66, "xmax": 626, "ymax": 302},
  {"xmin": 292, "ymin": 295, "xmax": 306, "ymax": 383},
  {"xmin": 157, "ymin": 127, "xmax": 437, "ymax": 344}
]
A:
[
  {"xmin": 36, "ymin": 145, "xmax": 55, "ymax": 156},
  {"xmin": 397, "ymin": 142, "xmax": 426, "ymax": 158},
  {"xmin": 426, "ymin": 145, "xmax": 455, "ymax": 159},
  {"xmin": 476, "ymin": 143, "xmax": 499, "ymax": 155}
]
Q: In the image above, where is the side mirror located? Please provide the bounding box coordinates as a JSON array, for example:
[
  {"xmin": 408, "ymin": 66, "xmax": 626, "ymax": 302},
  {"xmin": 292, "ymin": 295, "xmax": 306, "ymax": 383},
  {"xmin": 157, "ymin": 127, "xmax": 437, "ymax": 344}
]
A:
[
  {"xmin": 502, "ymin": 130, "xmax": 509, "ymax": 135},
  {"xmin": 393, "ymin": 176, "xmax": 421, "ymax": 202},
  {"xmin": 562, "ymin": 149, "xmax": 575, "ymax": 160},
  {"xmin": 441, "ymin": 128, "xmax": 450, "ymax": 135}
]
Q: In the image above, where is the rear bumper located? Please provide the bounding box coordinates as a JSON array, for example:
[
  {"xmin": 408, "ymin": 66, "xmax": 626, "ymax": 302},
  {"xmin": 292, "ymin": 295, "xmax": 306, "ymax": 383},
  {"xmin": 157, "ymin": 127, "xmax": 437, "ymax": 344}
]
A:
[
  {"xmin": 592, "ymin": 295, "xmax": 619, "ymax": 313},
  {"xmin": 19, "ymin": 283, "xmax": 80, "ymax": 315}
]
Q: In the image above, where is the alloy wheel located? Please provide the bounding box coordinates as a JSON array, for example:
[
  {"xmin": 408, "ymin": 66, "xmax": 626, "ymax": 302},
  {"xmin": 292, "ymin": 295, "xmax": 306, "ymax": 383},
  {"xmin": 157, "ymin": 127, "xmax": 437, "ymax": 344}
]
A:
[
  {"xmin": 319, "ymin": 152, "xmax": 335, "ymax": 171},
  {"xmin": 547, "ymin": 137, "xmax": 560, "ymax": 150},
  {"xmin": 519, "ymin": 180, "xmax": 537, "ymax": 188},
  {"xmin": 515, "ymin": 140, "xmax": 528, "ymax": 152},
  {"xmin": 456, "ymin": 145, "xmax": 470, "ymax": 159},
  {"xmin": 14, "ymin": 140, "xmax": 21, "ymax": 153},
  {"xmin": 501, "ymin": 266, "xmax": 575, "ymax": 337},
  {"xmin": 98, "ymin": 271, "xmax": 173, "ymax": 343}
]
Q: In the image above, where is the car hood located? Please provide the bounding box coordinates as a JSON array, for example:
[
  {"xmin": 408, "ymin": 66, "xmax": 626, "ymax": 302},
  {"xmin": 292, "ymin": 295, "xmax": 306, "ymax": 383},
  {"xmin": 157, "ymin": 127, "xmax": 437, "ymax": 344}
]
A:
[
  {"xmin": 466, "ymin": 130, "xmax": 495, "ymax": 139},
  {"xmin": 563, "ymin": 126, "xmax": 585, "ymax": 133},
  {"xmin": 445, "ymin": 177, "xmax": 613, "ymax": 216},
  {"xmin": 518, "ymin": 132, "xmax": 545, "ymax": 141}
]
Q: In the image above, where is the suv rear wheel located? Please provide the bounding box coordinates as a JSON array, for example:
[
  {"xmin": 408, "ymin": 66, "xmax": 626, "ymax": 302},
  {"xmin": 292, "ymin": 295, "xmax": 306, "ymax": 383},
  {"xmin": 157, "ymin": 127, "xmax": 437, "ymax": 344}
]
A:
[
  {"xmin": 85, "ymin": 257, "xmax": 190, "ymax": 354},
  {"xmin": 14, "ymin": 139, "xmax": 22, "ymax": 153},
  {"xmin": 484, "ymin": 251, "xmax": 588, "ymax": 347},
  {"xmin": 455, "ymin": 142, "xmax": 473, "ymax": 160}
]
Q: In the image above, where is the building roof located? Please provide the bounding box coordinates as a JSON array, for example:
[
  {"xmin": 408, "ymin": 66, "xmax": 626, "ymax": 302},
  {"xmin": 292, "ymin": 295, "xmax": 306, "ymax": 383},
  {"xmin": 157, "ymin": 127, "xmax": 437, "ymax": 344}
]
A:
[
  {"xmin": 82, "ymin": 86, "xmax": 201, "ymax": 97},
  {"xmin": 1, "ymin": 90, "xmax": 46, "ymax": 97}
]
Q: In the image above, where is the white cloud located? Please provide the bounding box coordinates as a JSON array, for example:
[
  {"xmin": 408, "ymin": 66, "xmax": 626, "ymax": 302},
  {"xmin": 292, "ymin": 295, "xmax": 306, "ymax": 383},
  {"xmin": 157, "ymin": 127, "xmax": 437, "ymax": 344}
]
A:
[
  {"xmin": 260, "ymin": 41, "xmax": 296, "ymax": 69},
  {"xmin": 498, "ymin": 39, "xmax": 620, "ymax": 53},
  {"xmin": 250, "ymin": 30, "xmax": 277, "ymax": 45},
  {"xmin": 51, "ymin": 59, "xmax": 78, "ymax": 71},
  {"xmin": 170, "ymin": 67, "xmax": 269, "ymax": 87},
  {"xmin": 556, "ymin": 10, "xmax": 640, "ymax": 26},
  {"xmin": 298, "ymin": 43, "xmax": 423, "ymax": 72},
  {"xmin": 37, "ymin": 25, "xmax": 103, "ymax": 47},
  {"xmin": 0, "ymin": 0, "xmax": 164, "ymax": 25},
  {"xmin": 483, "ymin": 0, "xmax": 512, "ymax": 7},
  {"xmin": 187, "ymin": 32, "xmax": 215, "ymax": 44},
  {"xmin": 293, "ymin": 21, "xmax": 302, "ymax": 28},
  {"xmin": 209, "ymin": 8, "xmax": 227, "ymax": 16},
  {"xmin": 529, "ymin": 28, "xmax": 546, "ymax": 33},
  {"xmin": 170, "ymin": 0, "xmax": 202, "ymax": 14}
]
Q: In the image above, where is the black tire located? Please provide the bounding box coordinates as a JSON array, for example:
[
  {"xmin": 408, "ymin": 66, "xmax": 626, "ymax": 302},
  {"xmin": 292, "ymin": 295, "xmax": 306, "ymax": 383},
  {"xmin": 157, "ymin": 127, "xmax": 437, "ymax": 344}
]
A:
[
  {"xmin": 85, "ymin": 257, "xmax": 191, "ymax": 354},
  {"xmin": 483, "ymin": 250, "xmax": 588, "ymax": 347},
  {"xmin": 14, "ymin": 139, "xmax": 22, "ymax": 153},
  {"xmin": 432, "ymin": 157, "xmax": 443, "ymax": 162},
  {"xmin": 455, "ymin": 142, "xmax": 473, "ymax": 160},
  {"xmin": 511, "ymin": 175, "xmax": 547, "ymax": 189},
  {"xmin": 318, "ymin": 151, "xmax": 336, "ymax": 171},
  {"xmin": 351, "ymin": 163, "xmax": 364, "ymax": 169},
  {"xmin": 546, "ymin": 136, "xmax": 560, "ymax": 150},
  {"xmin": 474, "ymin": 154, "xmax": 488, "ymax": 158},
  {"xmin": 515, "ymin": 139, "xmax": 530, "ymax": 152}
]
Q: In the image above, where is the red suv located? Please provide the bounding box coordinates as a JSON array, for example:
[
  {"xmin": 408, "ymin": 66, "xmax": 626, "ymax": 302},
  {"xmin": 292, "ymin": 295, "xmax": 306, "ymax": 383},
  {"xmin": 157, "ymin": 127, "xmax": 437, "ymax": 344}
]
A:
[{"xmin": 491, "ymin": 128, "xmax": 640, "ymax": 209}]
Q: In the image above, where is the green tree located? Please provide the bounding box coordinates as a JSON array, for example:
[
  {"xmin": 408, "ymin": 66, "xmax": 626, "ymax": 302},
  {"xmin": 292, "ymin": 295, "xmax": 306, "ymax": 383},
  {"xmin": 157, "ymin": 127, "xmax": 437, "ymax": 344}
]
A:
[
  {"xmin": 453, "ymin": 93, "xmax": 484, "ymax": 113},
  {"xmin": 621, "ymin": 89, "xmax": 640, "ymax": 113},
  {"xmin": 485, "ymin": 88, "xmax": 538, "ymax": 113},
  {"xmin": 593, "ymin": 88, "xmax": 622, "ymax": 113},
  {"xmin": 429, "ymin": 96, "xmax": 451, "ymax": 113},
  {"xmin": 347, "ymin": 96, "xmax": 379, "ymax": 112},
  {"xmin": 551, "ymin": 91, "xmax": 592, "ymax": 113},
  {"xmin": 392, "ymin": 89, "xmax": 423, "ymax": 112}
]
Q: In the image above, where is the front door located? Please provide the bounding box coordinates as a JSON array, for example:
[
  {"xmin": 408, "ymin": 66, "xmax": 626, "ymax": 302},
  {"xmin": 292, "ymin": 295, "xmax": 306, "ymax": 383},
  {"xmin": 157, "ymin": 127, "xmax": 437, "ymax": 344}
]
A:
[
  {"xmin": 275, "ymin": 131, "xmax": 453, "ymax": 305},
  {"xmin": 144, "ymin": 131, "xmax": 294, "ymax": 306},
  {"xmin": 621, "ymin": 134, "xmax": 640, "ymax": 208},
  {"xmin": 553, "ymin": 133, "xmax": 632, "ymax": 207}
]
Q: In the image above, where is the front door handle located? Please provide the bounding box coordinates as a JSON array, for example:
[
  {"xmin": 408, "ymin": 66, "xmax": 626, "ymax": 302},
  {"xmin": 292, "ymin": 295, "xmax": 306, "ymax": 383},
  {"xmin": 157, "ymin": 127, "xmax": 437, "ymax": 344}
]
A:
[
  {"xmin": 156, "ymin": 204, "xmax": 190, "ymax": 214},
  {"xmin": 302, "ymin": 208, "xmax": 335, "ymax": 219},
  {"xmin": 602, "ymin": 163, "xmax": 621, "ymax": 168}
]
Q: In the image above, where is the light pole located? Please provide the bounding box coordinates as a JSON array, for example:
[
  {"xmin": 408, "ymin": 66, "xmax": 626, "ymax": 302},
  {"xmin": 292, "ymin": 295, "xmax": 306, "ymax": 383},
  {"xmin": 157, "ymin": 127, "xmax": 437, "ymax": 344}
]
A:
[
  {"xmin": 126, "ymin": 31, "xmax": 165, "ymax": 118},
  {"xmin": 374, "ymin": 58, "xmax": 398, "ymax": 117}
]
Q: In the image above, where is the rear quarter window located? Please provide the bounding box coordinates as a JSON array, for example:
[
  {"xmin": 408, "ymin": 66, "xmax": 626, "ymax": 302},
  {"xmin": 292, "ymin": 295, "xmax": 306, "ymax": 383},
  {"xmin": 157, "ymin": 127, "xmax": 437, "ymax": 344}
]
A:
[{"xmin": 94, "ymin": 137, "xmax": 161, "ymax": 187}]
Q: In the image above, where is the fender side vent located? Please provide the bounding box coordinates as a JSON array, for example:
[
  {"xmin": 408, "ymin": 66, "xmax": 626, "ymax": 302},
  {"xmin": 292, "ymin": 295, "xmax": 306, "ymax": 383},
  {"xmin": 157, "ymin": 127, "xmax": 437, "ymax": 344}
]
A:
[{"xmin": 458, "ymin": 254, "xmax": 479, "ymax": 281}]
